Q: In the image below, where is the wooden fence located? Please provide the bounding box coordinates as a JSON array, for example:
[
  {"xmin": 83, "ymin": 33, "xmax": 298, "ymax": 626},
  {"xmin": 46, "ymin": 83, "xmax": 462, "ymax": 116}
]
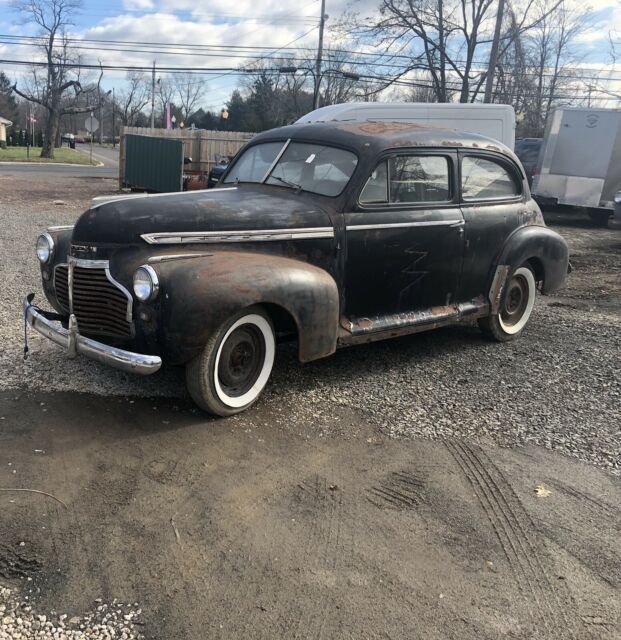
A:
[{"xmin": 119, "ymin": 127, "xmax": 254, "ymax": 188}]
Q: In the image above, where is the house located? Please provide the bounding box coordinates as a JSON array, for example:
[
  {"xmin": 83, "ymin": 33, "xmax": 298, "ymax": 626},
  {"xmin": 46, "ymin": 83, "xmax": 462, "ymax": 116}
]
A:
[{"xmin": 0, "ymin": 116, "xmax": 12, "ymax": 148}]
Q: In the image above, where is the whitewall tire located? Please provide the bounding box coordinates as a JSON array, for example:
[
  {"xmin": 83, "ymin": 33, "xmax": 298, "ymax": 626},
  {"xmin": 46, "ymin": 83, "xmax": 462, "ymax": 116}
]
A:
[
  {"xmin": 479, "ymin": 264, "xmax": 537, "ymax": 342},
  {"xmin": 186, "ymin": 307, "xmax": 275, "ymax": 416}
]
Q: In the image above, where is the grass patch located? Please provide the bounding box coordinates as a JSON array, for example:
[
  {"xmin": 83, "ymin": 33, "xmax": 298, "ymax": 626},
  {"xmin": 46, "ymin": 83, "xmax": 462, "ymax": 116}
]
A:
[{"xmin": 0, "ymin": 146, "xmax": 98, "ymax": 165}]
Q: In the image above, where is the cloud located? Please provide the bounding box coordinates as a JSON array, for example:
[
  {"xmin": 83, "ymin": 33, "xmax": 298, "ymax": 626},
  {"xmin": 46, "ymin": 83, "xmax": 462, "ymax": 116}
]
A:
[{"xmin": 123, "ymin": 0, "xmax": 155, "ymax": 10}]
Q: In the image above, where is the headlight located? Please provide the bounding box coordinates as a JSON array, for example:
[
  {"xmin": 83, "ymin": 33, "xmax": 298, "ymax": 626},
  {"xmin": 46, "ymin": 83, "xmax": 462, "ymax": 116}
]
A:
[
  {"xmin": 36, "ymin": 233, "xmax": 54, "ymax": 264},
  {"xmin": 133, "ymin": 265, "xmax": 159, "ymax": 302}
]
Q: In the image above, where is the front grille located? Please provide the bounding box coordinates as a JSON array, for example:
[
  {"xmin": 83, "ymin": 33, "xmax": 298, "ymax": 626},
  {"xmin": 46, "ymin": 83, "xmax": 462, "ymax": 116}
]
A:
[
  {"xmin": 53, "ymin": 263, "xmax": 133, "ymax": 338},
  {"xmin": 54, "ymin": 264, "xmax": 70, "ymax": 313}
]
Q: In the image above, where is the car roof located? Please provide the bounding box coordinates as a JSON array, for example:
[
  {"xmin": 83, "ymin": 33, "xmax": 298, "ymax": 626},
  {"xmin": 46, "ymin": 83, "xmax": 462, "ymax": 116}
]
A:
[{"xmin": 251, "ymin": 120, "xmax": 513, "ymax": 156}]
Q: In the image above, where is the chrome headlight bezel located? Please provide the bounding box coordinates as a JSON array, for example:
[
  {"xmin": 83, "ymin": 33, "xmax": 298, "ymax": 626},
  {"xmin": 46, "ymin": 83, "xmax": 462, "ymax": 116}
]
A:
[
  {"xmin": 36, "ymin": 232, "xmax": 55, "ymax": 264},
  {"xmin": 133, "ymin": 265, "xmax": 159, "ymax": 302}
]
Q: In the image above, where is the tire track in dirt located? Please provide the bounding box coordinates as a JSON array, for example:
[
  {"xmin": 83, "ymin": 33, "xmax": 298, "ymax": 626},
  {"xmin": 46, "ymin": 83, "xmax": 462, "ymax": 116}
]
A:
[
  {"xmin": 445, "ymin": 440, "xmax": 578, "ymax": 639},
  {"xmin": 548, "ymin": 480, "xmax": 620, "ymax": 527},
  {"xmin": 367, "ymin": 470, "xmax": 425, "ymax": 510},
  {"xmin": 286, "ymin": 474, "xmax": 349, "ymax": 640}
]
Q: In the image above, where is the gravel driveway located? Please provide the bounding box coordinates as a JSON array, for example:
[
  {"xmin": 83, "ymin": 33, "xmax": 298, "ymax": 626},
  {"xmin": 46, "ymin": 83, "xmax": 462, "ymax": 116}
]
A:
[{"xmin": 1, "ymin": 176, "xmax": 619, "ymax": 474}]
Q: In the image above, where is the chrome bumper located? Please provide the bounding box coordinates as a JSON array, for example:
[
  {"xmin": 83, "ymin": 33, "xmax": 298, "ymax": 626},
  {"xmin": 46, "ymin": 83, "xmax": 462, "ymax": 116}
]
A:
[{"xmin": 23, "ymin": 296, "xmax": 162, "ymax": 375}]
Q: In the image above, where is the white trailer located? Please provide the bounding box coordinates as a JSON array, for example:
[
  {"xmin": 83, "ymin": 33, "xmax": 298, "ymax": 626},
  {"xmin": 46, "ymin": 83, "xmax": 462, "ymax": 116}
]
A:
[
  {"xmin": 295, "ymin": 102, "xmax": 516, "ymax": 149},
  {"xmin": 532, "ymin": 107, "xmax": 621, "ymax": 224}
]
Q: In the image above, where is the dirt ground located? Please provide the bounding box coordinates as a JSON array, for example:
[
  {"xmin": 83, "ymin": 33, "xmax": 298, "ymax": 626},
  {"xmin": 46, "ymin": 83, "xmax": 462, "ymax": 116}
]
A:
[
  {"xmin": 0, "ymin": 177, "xmax": 619, "ymax": 639},
  {"xmin": 1, "ymin": 392, "xmax": 619, "ymax": 640}
]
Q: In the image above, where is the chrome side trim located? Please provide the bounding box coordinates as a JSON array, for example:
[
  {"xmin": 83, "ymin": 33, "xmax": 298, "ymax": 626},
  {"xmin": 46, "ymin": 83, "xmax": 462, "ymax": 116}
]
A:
[
  {"xmin": 48, "ymin": 225, "xmax": 74, "ymax": 232},
  {"xmin": 67, "ymin": 257, "xmax": 133, "ymax": 322},
  {"xmin": 23, "ymin": 297, "xmax": 161, "ymax": 375},
  {"xmin": 90, "ymin": 187, "xmax": 238, "ymax": 209},
  {"xmin": 147, "ymin": 253, "xmax": 212, "ymax": 263},
  {"xmin": 346, "ymin": 220, "xmax": 462, "ymax": 231},
  {"xmin": 141, "ymin": 227, "xmax": 335, "ymax": 245}
]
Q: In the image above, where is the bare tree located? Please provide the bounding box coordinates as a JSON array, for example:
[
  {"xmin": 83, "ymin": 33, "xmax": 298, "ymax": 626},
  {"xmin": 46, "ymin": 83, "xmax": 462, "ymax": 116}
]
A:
[
  {"xmin": 343, "ymin": 0, "xmax": 563, "ymax": 104},
  {"xmin": 512, "ymin": 0, "xmax": 587, "ymax": 135},
  {"xmin": 11, "ymin": 0, "xmax": 103, "ymax": 158},
  {"xmin": 116, "ymin": 71, "xmax": 150, "ymax": 126},
  {"xmin": 174, "ymin": 73, "xmax": 207, "ymax": 123}
]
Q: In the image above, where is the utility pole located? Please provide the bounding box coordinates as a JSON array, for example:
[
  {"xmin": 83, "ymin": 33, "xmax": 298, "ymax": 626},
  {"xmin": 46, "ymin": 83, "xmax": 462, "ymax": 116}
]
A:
[
  {"xmin": 151, "ymin": 60, "xmax": 156, "ymax": 129},
  {"xmin": 112, "ymin": 87, "xmax": 116, "ymax": 148},
  {"xmin": 484, "ymin": 0, "xmax": 505, "ymax": 103},
  {"xmin": 99, "ymin": 98, "xmax": 103, "ymax": 145},
  {"xmin": 314, "ymin": 0, "xmax": 326, "ymax": 110}
]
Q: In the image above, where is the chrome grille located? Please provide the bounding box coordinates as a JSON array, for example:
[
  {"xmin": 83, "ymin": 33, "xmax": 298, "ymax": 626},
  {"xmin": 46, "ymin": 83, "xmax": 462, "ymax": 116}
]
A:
[
  {"xmin": 54, "ymin": 264, "xmax": 70, "ymax": 313},
  {"xmin": 53, "ymin": 261, "xmax": 133, "ymax": 339}
]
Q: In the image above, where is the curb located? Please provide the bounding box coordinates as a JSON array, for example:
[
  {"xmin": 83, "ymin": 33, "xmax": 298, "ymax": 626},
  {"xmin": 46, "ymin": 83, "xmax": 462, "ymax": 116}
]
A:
[{"xmin": 0, "ymin": 160, "xmax": 105, "ymax": 167}]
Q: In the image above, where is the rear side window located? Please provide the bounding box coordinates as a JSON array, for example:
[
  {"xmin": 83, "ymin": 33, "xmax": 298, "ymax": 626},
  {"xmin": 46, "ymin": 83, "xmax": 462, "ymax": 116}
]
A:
[
  {"xmin": 462, "ymin": 156, "xmax": 520, "ymax": 200},
  {"xmin": 359, "ymin": 155, "xmax": 451, "ymax": 205}
]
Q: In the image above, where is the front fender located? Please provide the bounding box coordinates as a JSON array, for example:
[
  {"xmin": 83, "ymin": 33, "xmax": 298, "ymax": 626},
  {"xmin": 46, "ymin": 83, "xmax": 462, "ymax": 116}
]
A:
[
  {"xmin": 496, "ymin": 225, "xmax": 569, "ymax": 295},
  {"xmin": 154, "ymin": 251, "xmax": 339, "ymax": 365}
]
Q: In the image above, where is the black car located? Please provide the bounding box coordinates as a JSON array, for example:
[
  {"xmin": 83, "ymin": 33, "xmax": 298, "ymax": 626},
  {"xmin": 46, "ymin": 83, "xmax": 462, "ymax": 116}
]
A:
[
  {"xmin": 514, "ymin": 138, "xmax": 543, "ymax": 187},
  {"xmin": 25, "ymin": 121, "xmax": 569, "ymax": 416},
  {"xmin": 207, "ymin": 158, "xmax": 230, "ymax": 188}
]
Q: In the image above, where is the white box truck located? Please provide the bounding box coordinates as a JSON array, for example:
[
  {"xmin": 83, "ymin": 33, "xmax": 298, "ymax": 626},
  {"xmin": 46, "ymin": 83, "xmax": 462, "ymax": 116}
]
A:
[
  {"xmin": 295, "ymin": 102, "xmax": 516, "ymax": 149},
  {"xmin": 532, "ymin": 107, "xmax": 621, "ymax": 225}
]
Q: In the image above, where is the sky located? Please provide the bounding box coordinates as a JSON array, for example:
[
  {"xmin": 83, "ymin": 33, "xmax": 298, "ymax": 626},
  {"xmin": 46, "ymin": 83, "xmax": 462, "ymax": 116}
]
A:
[{"xmin": 1, "ymin": 0, "xmax": 620, "ymax": 111}]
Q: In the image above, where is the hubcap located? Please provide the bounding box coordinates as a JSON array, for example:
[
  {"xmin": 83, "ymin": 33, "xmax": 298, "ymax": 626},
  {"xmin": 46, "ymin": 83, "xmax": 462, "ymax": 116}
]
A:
[
  {"xmin": 217, "ymin": 325, "xmax": 266, "ymax": 397},
  {"xmin": 500, "ymin": 274, "xmax": 529, "ymax": 328}
]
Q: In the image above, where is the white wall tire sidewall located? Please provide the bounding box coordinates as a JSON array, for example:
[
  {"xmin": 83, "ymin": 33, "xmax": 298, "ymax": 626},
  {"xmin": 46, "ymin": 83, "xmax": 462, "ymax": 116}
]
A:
[
  {"xmin": 213, "ymin": 314, "xmax": 275, "ymax": 409},
  {"xmin": 498, "ymin": 267, "xmax": 536, "ymax": 335}
]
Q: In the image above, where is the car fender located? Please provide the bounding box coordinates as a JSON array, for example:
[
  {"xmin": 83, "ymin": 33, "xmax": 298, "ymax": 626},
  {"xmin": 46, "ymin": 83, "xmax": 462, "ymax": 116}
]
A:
[
  {"xmin": 153, "ymin": 251, "xmax": 339, "ymax": 365},
  {"xmin": 489, "ymin": 225, "xmax": 569, "ymax": 310}
]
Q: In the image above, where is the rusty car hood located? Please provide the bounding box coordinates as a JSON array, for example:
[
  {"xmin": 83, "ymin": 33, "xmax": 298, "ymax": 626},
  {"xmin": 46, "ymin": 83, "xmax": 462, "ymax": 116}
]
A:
[{"xmin": 72, "ymin": 185, "xmax": 333, "ymax": 245}]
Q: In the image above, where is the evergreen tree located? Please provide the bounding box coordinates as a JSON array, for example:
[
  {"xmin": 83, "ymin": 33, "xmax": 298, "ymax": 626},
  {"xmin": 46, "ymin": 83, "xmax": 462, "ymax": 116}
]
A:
[{"xmin": 0, "ymin": 71, "xmax": 18, "ymax": 126}]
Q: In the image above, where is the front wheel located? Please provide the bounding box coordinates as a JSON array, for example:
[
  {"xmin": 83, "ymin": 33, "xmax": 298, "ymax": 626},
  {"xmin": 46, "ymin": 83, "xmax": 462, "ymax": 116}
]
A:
[
  {"xmin": 479, "ymin": 265, "xmax": 537, "ymax": 342},
  {"xmin": 186, "ymin": 307, "xmax": 275, "ymax": 416}
]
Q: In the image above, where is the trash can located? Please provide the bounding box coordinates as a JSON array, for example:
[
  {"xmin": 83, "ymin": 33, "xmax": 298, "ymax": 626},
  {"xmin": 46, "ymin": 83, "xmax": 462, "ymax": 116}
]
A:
[
  {"xmin": 612, "ymin": 191, "xmax": 621, "ymax": 229},
  {"xmin": 69, "ymin": 139, "xmax": 76, "ymax": 149}
]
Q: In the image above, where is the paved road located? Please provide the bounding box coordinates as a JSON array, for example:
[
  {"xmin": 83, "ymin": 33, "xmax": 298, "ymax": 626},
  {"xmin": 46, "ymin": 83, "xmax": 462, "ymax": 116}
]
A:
[{"xmin": 0, "ymin": 144, "xmax": 119, "ymax": 179}]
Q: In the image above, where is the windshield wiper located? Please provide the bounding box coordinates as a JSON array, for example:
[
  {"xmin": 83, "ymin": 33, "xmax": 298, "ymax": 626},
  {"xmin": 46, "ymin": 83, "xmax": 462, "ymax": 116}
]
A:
[{"xmin": 270, "ymin": 175, "xmax": 302, "ymax": 192}]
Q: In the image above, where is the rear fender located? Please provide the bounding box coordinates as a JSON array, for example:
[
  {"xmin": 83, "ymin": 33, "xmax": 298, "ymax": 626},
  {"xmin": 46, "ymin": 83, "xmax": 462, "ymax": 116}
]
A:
[
  {"xmin": 154, "ymin": 251, "xmax": 339, "ymax": 364},
  {"xmin": 490, "ymin": 226, "xmax": 569, "ymax": 308}
]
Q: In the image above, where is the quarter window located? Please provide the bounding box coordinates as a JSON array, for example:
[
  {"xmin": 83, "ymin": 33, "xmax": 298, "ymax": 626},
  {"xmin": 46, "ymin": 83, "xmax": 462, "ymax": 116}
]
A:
[
  {"xmin": 360, "ymin": 161, "xmax": 388, "ymax": 203},
  {"xmin": 462, "ymin": 156, "xmax": 519, "ymax": 200},
  {"xmin": 359, "ymin": 155, "xmax": 451, "ymax": 206}
]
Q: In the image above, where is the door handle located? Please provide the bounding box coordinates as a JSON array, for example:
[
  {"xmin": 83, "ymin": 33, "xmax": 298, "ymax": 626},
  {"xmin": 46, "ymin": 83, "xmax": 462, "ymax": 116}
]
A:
[{"xmin": 449, "ymin": 220, "xmax": 465, "ymax": 227}]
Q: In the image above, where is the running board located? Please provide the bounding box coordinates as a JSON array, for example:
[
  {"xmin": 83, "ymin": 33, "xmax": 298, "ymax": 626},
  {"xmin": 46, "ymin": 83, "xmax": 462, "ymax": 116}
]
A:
[{"xmin": 338, "ymin": 297, "xmax": 488, "ymax": 347}]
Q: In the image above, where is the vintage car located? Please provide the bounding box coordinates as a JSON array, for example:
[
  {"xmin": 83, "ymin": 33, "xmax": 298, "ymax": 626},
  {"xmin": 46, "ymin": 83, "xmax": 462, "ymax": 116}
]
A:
[{"xmin": 24, "ymin": 121, "xmax": 569, "ymax": 416}]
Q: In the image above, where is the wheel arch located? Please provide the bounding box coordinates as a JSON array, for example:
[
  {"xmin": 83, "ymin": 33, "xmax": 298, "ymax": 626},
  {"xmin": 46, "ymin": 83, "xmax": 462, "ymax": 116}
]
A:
[
  {"xmin": 154, "ymin": 251, "xmax": 340, "ymax": 365},
  {"xmin": 493, "ymin": 225, "xmax": 568, "ymax": 297}
]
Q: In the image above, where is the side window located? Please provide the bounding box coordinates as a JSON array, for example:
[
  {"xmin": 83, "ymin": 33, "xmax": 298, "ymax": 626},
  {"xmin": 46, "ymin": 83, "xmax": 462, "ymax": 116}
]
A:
[
  {"xmin": 360, "ymin": 161, "xmax": 388, "ymax": 203},
  {"xmin": 389, "ymin": 156, "xmax": 450, "ymax": 203},
  {"xmin": 359, "ymin": 155, "xmax": 450, "ymax": 206},
  {"xmin": 461, "ymin": 156, "xmax": 520, "ymax": 200}
]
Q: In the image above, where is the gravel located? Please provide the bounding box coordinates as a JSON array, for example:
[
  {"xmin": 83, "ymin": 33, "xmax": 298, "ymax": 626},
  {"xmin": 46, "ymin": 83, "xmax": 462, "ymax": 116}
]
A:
[
  {"xmin": 1, "ymin": 176, "xmax": 619, "ymax": 474},
  {"xmin": 0, "ymin": 584, "xmax": 144, "ymax": 640}
]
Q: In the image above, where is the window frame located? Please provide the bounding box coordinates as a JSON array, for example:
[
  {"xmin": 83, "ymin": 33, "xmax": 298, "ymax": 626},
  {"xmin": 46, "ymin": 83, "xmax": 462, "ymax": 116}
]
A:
[
  {"xmin": 459, "ymin": 151, "xmax": 525, "ymax": 204},
  {"xmin": 356, "ymin": 149, "xmax": 458, "ymax": 211}
]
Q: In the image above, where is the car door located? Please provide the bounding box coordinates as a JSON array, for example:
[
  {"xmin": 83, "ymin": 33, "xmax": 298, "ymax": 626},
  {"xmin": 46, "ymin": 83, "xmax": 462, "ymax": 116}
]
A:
[
  {"xmin": 457, "ymin": 151, "xmax": 526, "ymax": 301},
  {"xmin": 343, "ymin": 150, "xmax": 465, "ymax": 321}
]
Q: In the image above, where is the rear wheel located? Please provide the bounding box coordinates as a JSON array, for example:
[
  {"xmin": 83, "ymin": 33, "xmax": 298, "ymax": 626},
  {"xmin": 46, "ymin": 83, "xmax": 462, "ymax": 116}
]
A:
[
  {"xmin": 479, "ymin": 265, "xmax": 537, "ymax": 342},
  {"xmin": 186, "ymin": 307, "xmax": 275, "ymax": 416}
]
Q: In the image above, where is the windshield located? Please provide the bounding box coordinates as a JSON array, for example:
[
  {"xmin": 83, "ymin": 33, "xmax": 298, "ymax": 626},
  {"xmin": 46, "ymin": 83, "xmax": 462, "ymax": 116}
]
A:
[{"xmin": 224, "ymin": 141, "xmax": 358, "ymax": 197}]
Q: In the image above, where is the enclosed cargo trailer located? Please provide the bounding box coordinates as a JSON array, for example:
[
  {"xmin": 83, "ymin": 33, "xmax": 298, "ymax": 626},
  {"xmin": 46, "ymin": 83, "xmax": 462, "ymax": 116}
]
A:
[{"xmin": 532, "ymin": 107, "xmax": 621, "ymax": 225}]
